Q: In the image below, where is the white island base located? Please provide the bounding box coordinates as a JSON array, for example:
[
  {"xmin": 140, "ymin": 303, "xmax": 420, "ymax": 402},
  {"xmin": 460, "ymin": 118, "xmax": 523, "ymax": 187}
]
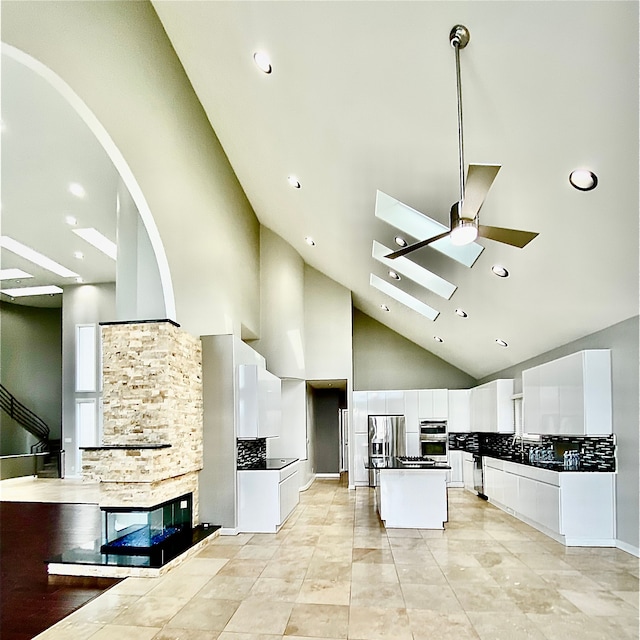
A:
[{"xmin": 376, "ymin": 468, "xmax": 448, "ymax": 529}]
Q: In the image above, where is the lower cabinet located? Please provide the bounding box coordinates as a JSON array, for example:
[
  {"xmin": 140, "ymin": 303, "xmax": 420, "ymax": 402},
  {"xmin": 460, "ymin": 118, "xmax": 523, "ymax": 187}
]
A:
[
  {"xmin": 237, "ymin": 463, "xmax": 299, "ymax": 533},
  {"xmin": 352, "ymin": 432, "xmax": 369, "ymax": 486},
  {"xmin": 483, "ymin": 457, "xmax": 614, "ymax": 546},
  {"xmin": 462, "ymin": 452, "xmax": 475, "ymax": 493},
  {"xmin": 447, "ymin": 450, "xmax": 464, "ymax": 487}
]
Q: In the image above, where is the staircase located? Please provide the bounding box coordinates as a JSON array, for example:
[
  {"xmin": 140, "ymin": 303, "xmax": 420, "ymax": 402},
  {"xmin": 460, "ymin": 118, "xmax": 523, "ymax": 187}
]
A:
[{"xmin": 0, "ymin": 383, "xmax": 63, "ymax": 478}]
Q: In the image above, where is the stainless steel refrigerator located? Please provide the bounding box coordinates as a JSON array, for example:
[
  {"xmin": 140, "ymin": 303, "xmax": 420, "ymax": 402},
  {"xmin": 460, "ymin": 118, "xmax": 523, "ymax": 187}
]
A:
[{"xmin": 368, "ymin": 415, "xmax": 406, "ymax": 486}]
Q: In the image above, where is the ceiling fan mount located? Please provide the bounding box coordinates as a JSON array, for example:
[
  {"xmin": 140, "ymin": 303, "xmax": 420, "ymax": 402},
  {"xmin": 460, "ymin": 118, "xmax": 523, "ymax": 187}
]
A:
[{"xmin": 385, "ymin": 25, "xmax": 538, "ymax": 260}]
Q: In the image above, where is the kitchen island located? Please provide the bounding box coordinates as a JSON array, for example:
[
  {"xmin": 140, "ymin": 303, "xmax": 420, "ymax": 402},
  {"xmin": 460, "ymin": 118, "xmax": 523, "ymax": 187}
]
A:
[{"xmin": 367, "ymin": 458, "xmax": 450, "ymax": 529}]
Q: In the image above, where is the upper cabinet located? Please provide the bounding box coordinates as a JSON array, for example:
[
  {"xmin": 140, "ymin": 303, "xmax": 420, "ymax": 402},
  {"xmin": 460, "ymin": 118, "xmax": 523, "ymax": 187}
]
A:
[
  {"xmin": 448, "ymin": 389, "xmax": 471, "ymax": 433},
  {"xmin": 470, "ymin": 379, "xmax": 514, "ymax": 433},
  {"xmin": 353, "ymin": 391, "xmax": 368, "ymax": 434},
  {"xmin": 237, "ymin": 364, "xmax": 281, "ymax": 439},
  {"xmin": 522, "ymin": 350, "xmax": 612, "ymax": 436},
  {"xmin": 418, "ymin": 389, "xmax": 448, "ymax": 419}
]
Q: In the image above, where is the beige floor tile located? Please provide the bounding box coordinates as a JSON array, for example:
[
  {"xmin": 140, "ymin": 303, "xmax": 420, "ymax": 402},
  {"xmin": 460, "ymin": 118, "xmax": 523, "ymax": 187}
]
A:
[
  {"xmin": 285, "ymin": 602, "xmax": 349, "ymax": 637},
  {"xmin": 108, "ymin": 576, "xmax": 158, "ymax": 596},
  {"xmin": 516, "ymin": 553, "xmax": 575, "ymax": 571},
  {"xmin": 65, "ymin": 592, "xmax": 141, "ymax": 625},
  {"xmin": 198, "ymin": 575, "xmax": 258, "ymax": 600},
  {"xmin": 154, "ymin": 629, "xmax": 226, "ymax": 640},
  {"xmin": 526, "ymin": 612, "xmax": 631, "ymax": 640},
  {"xmin": 232, "ymin": 544, "xmax": 279, "ymax": 560},
  {"xmin": 84, "ymin": 624, "xmax": 160, "ymax": 640},
  {"xmin": 110, "ymin": 595, "xmax": 189, "ymax": 627},
  {"xmin": 467, "ymin": 611, "xmax": 548, "ymax": 639},
  {"xmin": 166, "ymin": 597, "xmax": 239, "ymax": 631},
  {"xmin": 223, "ymin": 599, "xmax": 293, "ymax": 635},
  {"xmin": 147, "ymin": 572, "xmax": 212, "ymax": 599},
  {"xmin": 558, "ymin": 588, "xmax": 639, "ymax": 616},
  {"xmin": 350, "ymin": 580, "xmax": 405, "ymax": 608},
  {"xmin": 395, "ymin": 564, "xmax": 448, "ymax": 586},
  {"xmin": 260, "ymin": 559, "xmax": 311, "ymax": 580},
  {"xmin": 33, "ymin": 621, "xmax": 103, "ymax": 640},
  {"xmin": 313, "ymin": 544, "xmax": 354, "ymax": 562},
  {"xmin": 347, "ymin": 605, "xmax": 413, "ymax": 640},
  {"xmin": 217, "ymin": 634, "xmax": 280, "ymax": 640},
  {"xmin": 296, "ymin": 578, "xmax": 351, "ymax": 605},
  {"xmin": 173, "ymin": 556, "xmax": 229, "ymax": 576},
  {"xmin": 217, "ymin": 558, "xmax": 268, "ymax": 578},
  {"xmin": 432, "ymin": 551, "xmax": 484, "ymax": 569},
  {"xmin": 441, "ymin": 565, "xmax": 500, "ymax": 586},
  {"xmin": 583, "ymin": 570, "xmax": 640, "ymax": 591},
  {"xmin": 306, "ymin": 558, "xmax": 352, "ymax": 581},
  {"xmin": 197, "ymin": 544, "xmax": 241, "ymax": 559},
  {"xmin": 391, "ymin": 547, "xmax": 437, "ymax": 565},
  {"xmin": 213, "ymin": 533, "xmax": 255, "ymax": 546},
  {"xmin": 400, "ymin": 583, "xmax": 464, "ymax": 613},
  {"xmin": 351, "ymin": 562, "xmax": 398, "ymax": 583},
  {"xmin": 488, "ymin": 565, "xmax": 551, "ymax": 589},
  {"xmin": 407, "ymin": 610, "xmax": 480, "ymax": 640},
  {"xmin": 248, "ymin": 576, "xmax": 304, "ymax": 602},
  {"xmin": 533, "ymin": 569, "xmax": 605, "ymax": 591},
  {"xmin": 351, "ymin": 548, "xmax": 394, "ymax": 564},
  {"xmin": 612, "ymin": 590, "xmax": 640, "ymax": 608}
]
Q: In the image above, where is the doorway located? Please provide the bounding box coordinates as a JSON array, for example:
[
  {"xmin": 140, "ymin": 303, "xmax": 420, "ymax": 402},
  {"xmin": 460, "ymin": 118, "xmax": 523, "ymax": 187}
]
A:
[{"xmin": 306, "ymin": 380, "xmax": 347, "ymax": 478}]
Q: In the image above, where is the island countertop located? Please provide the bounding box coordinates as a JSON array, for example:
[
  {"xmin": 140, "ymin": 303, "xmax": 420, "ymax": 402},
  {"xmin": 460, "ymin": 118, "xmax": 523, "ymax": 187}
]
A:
[{"xmin": 365, "ymin": 457, "xmax": 450, "ymax": 471}]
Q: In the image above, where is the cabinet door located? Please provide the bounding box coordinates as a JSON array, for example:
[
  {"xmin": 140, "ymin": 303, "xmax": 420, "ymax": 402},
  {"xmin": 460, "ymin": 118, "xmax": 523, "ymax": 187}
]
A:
[
  {"xmin": 367, "ymin": 391, "xmax": 386, "ymax": 415},
  {"xmin": 503, "ymin": 472, "xmax": 518, "ymax": 512},
  {"xmin": 279, "ymin": 470, "xmax": 299, "ymax": 525},
  {"xmin": 404, "ymin": 390, "xmax": 419, "ymax": 433},
  {"xmin": 448, "ymin": 390, "xmax": 470, "ymax": 432},
  {"xmin": 536, "ymin": 481, "xmax": 560, "ymax": 533},
  {"xmin": 237, "ymin": 365, "xmax": 259, "ymax": 438},
  {"xmin": 353, "ymin": 392, "xmax": 368, "ymax": 434},
  {"xmin": 405, "ymin": 430, "xmax": 420, "ymax": 457},
  {"xmin": 352, "ymin": 432, "xmax": 369, "ymax": 484},
  {"xmin": 447, "ymin": 450, "xmax": 464, "ymax": 484},
  {"xmin": 418, "ymin": 389, "xmax": 434, "ymax": 418},
  {"xmin": 462, "ymin": 455, "xmax": 475, "ymax": 492},
  {"xmin": 485, "ymin": 467, "xmax": 504, "ymax": 505},
  {"xmin": 432, "ymin": 390, "xmax": 448, "ymax": 419},
  {"xmin": 518, "ymin": 476, "xmax": 537, "ymax": 522},
  {"xmin": 385, "ymin": 391, "xmax": 405, "ymax": 414},
  {"xmin": 258, "ymin": 368, "xmax": 281, "ymax": 438}
]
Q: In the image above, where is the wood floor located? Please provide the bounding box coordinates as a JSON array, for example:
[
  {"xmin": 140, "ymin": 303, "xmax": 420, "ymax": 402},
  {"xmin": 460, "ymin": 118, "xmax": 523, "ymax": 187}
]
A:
[{"xmin": 0, "ymin": 501, "xmax": 120, "ymax": 640}]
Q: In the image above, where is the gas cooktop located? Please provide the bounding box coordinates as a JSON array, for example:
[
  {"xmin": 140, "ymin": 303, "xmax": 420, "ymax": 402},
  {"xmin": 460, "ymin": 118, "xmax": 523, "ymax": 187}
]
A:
[{"xmin": 396, "ymin": 456, "xmax": 437, "ymax": 467}]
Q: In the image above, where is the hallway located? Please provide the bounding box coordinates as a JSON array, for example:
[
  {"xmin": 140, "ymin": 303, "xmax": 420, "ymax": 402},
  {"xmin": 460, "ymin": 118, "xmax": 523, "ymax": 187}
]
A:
[{"xmin": 3, "ymin": 478, "xmax": 638, "ymax": 639}]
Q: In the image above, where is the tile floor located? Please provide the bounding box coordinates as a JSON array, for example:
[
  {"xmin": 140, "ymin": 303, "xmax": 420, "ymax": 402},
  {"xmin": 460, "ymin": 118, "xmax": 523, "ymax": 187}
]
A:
[{"xmin": 22, "ymin": 479, "xmax": 640, "ymax": 639}]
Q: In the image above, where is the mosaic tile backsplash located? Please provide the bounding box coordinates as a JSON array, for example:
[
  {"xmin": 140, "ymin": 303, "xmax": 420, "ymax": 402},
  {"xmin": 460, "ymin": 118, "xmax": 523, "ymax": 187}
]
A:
[
  {"xmin": 237, "ymin": 439, "xmax": 267, "ymax": 469},
  {"xmin": 449, "ymin": 433, "xmax": 615, "ymax": 472}
]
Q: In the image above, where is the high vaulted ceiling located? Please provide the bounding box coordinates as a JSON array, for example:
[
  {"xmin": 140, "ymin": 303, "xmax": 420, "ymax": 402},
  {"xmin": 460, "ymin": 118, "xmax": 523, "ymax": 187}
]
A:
[
  {"xmin": 1, "ymin": 2, "xmax": 638, "ymax": 379},
  {"xmin": 152, "ymin": 1, "xmax": 638, "ymax": 378}
]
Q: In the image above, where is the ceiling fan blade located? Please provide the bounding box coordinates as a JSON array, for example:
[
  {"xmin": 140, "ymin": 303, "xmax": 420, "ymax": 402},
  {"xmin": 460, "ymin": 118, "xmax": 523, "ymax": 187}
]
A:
[
  {"xmin": 478, "ymin": 224, "xmax": 539, "ymax": 248},
  {"xmin": 460, "ymin": 164, "xmax": 501, "ymax": 219},
  {"xmin": 385, "ymin": 230, "xmax": 451, "ymax": 259}
]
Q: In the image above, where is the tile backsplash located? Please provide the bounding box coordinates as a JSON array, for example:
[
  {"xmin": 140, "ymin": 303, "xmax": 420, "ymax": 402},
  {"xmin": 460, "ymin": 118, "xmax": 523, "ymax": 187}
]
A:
[
  {"xmin": 449, "ymin": 432, "xmax": 615, "ymax": 472},
  {"xmin": 237, "ymin": 439, "xmax": 267, "ymax": 469}
]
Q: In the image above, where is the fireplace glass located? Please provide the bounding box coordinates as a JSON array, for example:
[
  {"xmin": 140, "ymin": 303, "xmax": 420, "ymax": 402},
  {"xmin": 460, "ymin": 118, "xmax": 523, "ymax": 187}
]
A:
[{"xmin": 101, "ymin": 493, "xmax": 192, "ymax": 555}]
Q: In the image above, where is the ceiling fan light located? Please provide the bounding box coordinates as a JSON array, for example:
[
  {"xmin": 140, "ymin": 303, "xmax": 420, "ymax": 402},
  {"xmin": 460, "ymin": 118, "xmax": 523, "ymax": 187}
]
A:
[
  {"xmin": 450, "ymin": 218, "xmax": 478, "ymax": 246},
  {"xmin": 394, "ymin": 236, "xmax": 408, "ymax": 247}
]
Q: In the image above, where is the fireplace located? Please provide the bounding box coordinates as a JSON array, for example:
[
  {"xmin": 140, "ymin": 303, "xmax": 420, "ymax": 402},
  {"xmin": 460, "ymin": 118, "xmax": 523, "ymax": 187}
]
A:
[{"xmin": 100, "ymin": 493, "xmax": 192, "ymax": 563}]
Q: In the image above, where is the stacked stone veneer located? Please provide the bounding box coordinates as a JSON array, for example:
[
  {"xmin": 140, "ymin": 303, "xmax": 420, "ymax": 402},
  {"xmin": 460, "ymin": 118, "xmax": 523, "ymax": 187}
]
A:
[{"xmin": 82, "ymin": 321, "xmax": 203, "ymax": 522}]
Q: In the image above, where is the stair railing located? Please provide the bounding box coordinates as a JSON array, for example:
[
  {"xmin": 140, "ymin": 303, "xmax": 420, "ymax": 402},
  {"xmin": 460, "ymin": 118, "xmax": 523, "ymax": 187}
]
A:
[{"xmin": 0, "ymin": 383, "xmax": 51, "ymax": 452}]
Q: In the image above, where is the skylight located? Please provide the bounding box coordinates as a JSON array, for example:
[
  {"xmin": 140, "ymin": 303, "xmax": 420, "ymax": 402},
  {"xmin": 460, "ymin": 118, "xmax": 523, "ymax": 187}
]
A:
[{"xmin": 370, "ymin": 274, "xmax": 439, "ymax": 321}]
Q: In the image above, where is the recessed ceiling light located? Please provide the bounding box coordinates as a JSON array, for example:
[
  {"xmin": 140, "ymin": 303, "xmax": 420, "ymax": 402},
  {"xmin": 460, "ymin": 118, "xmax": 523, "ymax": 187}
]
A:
[
  {"xmin": 0, "ymin": 268, "xmax": 33, "ymax": 281},
  {"xmin": 0, "ymin": 236, "xmax": 79, "ymax": 278},
  {"xmin": 74, "ymin": 251, "xmax": 84, "ymax": 260},
  {"xmin": 491, "ymin": 264, "xmax": 509, "ymax": 278},
  {"xmin": 434, "ymin": 336, "xmax": 444, "ymax": 343},
  {"xmin": 68, "ymin": 182, "xmax": 86, "ymax": 198},
  {"xmin": 72, "ymin": 228, "xmax": 117, "ymax": 260},
  {"xmin": 388, "ymin": 270, "xmax": 401, "ymax": 281},
  {"xmin": 370, "ymin": 273, "xmax": 439, "ymax": 321},
  {"xmin": 455, "ymin": 309, "xmax": 468, "ymax": 317},
  {"xmin": 65, "ymin": 215, "xmax": 77, "ymax": 226},
  {"xmin": 394, "ymin": 236, "xmax": 408, "ymax": 248},
  {"xmin": 1, "ymin": 285, "xmax": 63, "ymax": 297},
  {"xmin": 287, "ymin": 176, "xmax": 301, "ymax": 189},
  {"xmin": 380, "ymin": 304, "xmax": 390, "ymax": 312},
  {"xmin": 569, "ymin": 169, "xmax": 598, "ymax": 191},
  {"xmin": 76, "ymin": 277, "xmax": 84, "ymax": 283},
  {"xmin": 496, "ymin": 339, "xmax": 508, "ymax": 347},
  {"xmin": 305, "ymin": 237, "xmax": 315, "ymax": 246},
  {"xmin": 253, "ymin": 51, "xmax": 272, "ymax": 74}
]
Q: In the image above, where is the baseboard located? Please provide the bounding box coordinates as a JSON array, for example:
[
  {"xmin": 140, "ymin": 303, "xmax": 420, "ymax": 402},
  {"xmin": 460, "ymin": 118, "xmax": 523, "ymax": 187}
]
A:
[
  {"xmin": 299, "ymin": 475, "xmax": 316, "ymax": 492},
  {"xmin": 219, "ymin": 527, "xmax": 240, "ymax": 536},
  {"xmin": 315, "ymin": 473, "xmax": 340, "ymax": 479},
  {"xmin": 616, "ymin": 539, "xmax": 640, "ymax": 557}
]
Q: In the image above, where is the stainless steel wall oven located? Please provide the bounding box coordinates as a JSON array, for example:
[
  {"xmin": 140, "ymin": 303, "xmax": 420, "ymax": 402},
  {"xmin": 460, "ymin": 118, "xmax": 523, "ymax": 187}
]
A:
[{"xmin": 419, "ymin": 420, "xmax": 448, "ymax": 462}]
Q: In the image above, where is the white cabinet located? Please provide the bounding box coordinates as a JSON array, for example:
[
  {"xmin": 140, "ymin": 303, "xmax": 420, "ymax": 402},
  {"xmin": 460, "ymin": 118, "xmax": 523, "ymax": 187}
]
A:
[
  {"xmin": 447, "ymin": 390, "xmax": 470, "ymax": 432},
  {"xmin": 353, "ymin": 391, "xmax": 368, "ymax": 434},
  {"xmin": 352, "ymin": 432, "xmax": 370, "ymax": 485},
  {"xmin": 483, "ymin": 457, "xmax": 614, "ymax": 546},
  {"xmin": 522, "ymin": 350, "xmax": 612, "ymax": 436},
  {"xmin": 404, "ymin": 390, "xmax": 419, "ymax": 433},
  {"xmin": 237, "ymin": 463, "xmax": 299, "ymax": 533},
  {"xmin": 385, "ymin": 390, "xmax": 405, "ymax": 414},
  {"xmin": 367, "ymin": 390, "xmax": 404, "ymax": 415},
  {"xmin": 237, "ymin": 365, "xmax": 281, "ymax": 439},
  {"xmin": 469, "ymin": 379, "xmax": 514, "ymax": 433},
  {"xmin": 418, "ymin": 389, "xmax": 448, "ymax": 419},
  {"xmin": 462, "ymin": 452, "xmax": 475, "ymax": 493},
  {"xmin": 447, "ymin": 450, "xmax": 464, "ymax": 487}
]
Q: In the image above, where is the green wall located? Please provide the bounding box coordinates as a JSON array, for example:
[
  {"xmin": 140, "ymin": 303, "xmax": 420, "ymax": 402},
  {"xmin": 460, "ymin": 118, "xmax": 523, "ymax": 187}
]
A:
[
  {"xmin": 0, "ymin": 302, "xmax": 62, "ymax": 455},
  {"xmin": 352, "ymin": 308, "xmax": 476, "ymax": 391}
]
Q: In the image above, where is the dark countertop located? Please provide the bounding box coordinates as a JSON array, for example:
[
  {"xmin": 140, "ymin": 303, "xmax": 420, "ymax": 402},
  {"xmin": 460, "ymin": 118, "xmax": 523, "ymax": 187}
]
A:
[
  {"xmin": 478, "ymin": 453, "xmax": 613, "ymax": 473},
  {"xmin": 238, "ymin": 458, "xmax": 298, "ymax": 471},
  {"xmin": 80, "ymin": 444, "xmax": 172, "ymax": 450},
  {"xmin": 365, "ymin": 457, "xmax": 451, "ymax": 471}
]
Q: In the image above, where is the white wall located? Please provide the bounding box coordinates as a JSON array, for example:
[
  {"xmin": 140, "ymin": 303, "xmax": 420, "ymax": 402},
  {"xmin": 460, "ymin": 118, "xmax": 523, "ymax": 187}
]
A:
[{"xmin": 2, "ymin": 1, "xmax": 261, "ymax": 339}]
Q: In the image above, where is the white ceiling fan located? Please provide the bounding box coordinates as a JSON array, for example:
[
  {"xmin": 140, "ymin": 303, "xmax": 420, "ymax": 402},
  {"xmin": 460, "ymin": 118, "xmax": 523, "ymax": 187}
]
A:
[{"xmin": 385, "ymin": 25, "xmax": 539, "ymax": 260}]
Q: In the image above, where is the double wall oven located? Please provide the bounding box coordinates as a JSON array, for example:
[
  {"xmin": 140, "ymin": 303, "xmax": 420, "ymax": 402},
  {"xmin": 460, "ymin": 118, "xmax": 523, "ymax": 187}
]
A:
[{"xmin": 419, "ymin": 420, "xmax": 448, "ymax": 462}]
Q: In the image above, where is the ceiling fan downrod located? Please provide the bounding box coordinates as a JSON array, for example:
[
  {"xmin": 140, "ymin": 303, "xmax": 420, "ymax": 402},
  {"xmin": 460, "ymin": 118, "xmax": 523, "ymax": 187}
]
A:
[{"xmin": 449, "ymin": 25, "xmax": 470, "ymax": 206}]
